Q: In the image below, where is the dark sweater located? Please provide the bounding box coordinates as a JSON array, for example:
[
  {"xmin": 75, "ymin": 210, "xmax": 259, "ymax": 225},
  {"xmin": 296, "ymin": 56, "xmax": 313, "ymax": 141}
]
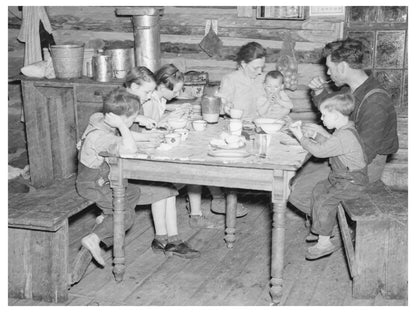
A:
[{"xmin": 312, "ymin": 76, "xmax": 399, "ymax": 162}]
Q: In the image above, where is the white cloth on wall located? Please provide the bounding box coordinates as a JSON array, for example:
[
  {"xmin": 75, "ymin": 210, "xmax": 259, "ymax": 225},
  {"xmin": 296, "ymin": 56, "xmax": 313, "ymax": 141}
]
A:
[{"xmin": 17, "ymin": 6, "xmax": 53, "ymax": 65}]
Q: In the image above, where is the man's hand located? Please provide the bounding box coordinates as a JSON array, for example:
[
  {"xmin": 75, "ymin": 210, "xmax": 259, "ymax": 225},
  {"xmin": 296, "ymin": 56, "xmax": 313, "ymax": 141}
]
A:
[{"xmin": 308, "ymin": 76, "xmax": 328, "ymax": 96}]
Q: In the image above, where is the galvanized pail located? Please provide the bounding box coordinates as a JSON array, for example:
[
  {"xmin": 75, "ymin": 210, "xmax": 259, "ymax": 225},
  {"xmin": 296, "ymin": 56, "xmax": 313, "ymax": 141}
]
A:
[{"xmin": 50, "ymin": 44, "xmax": 84, "ymax": 79}]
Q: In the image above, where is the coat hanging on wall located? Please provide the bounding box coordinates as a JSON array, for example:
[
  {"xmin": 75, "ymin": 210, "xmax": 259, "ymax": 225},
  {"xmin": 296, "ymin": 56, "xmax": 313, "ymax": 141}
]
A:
[{"xmin": 17, "ymin": 6, "xmax": 54, "ymax": 65}]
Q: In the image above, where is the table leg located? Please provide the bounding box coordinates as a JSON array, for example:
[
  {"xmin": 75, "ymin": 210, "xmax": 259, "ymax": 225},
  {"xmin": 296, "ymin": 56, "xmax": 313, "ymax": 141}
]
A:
[
  {"xmin": 269, "ymin": 170, "xmax": 294, "ymax": 305},
  {"xmin": 112, "ymin": 185, "xmax": 126, "ymax": 282},
  {"xmin": 224, "ymin": 189, "xmax": 237, "ymax": 249},
  {"xmin": 106, "ymin": 156, "xmax": 127, "ymax": 283}
]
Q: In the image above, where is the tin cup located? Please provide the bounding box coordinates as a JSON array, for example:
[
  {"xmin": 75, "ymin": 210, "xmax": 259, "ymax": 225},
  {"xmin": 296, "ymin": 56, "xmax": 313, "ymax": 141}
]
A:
[
  {"xmin": 164, "ymin": 133, "xmax": 181, "ymax": 146},
  {"xmin": 174, "ymin": 128, "xmax": 190, "ymax": 141},
  {"xmin": 229, "ymin": 119, "xmax": 243, "ymax": 136}
]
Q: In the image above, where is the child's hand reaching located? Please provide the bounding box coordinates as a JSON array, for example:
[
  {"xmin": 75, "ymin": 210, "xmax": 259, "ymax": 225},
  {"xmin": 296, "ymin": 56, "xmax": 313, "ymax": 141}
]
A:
[
  {"xmin": 302, "ymin": 123, "xmax": 330, "ymax": 138},
  {"xmin": 135, "ymin": 115, "xmax": 157, "ymax": 129},
  {"xmin": 288, "ymin": 120, "xmax": 303, "ymax": 141}
]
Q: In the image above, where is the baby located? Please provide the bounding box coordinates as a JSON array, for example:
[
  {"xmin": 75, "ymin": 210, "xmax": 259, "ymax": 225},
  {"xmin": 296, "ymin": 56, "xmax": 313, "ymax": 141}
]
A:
[{"xmin": 257, "ymin": 70, "xmax": 293, "ymax": 120}]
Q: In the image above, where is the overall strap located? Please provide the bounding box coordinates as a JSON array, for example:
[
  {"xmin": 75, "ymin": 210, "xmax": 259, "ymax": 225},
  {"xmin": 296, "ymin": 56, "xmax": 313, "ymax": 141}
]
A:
[
  {"xmin": 355, "ymin": 88, "xmax": 390, "ymax": 122},
  {"xmin": 344, "ymin": 127, "xmax": 368, "ymax": 165},
  {"xmin": 76, "ymin": 128, "xmax": 101, "ymax": 161}
]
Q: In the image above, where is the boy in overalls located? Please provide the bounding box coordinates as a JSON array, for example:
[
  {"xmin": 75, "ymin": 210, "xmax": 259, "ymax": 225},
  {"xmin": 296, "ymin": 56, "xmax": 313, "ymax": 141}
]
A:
[
  {"xmin": 289, "ymin": 93, "xmax": 368, "ymax": 260},
  {"xmin": 72, "ymin": 88, "xmax": 199, "ymax": 284}
]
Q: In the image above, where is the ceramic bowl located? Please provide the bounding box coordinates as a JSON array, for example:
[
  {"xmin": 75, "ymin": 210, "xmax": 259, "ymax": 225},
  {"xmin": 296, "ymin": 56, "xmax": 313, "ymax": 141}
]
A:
[
  {"xmin": 168, "ymin": 118, "xmax": 187, "ymax": 129},
  {"xmin": 254, "ymin": 118, "xmax": 278, "ymax": 126},
  {"xmin": 193, "ymin": 120, "xmax": 207, "ymax": 131},
  {"xmin": 260, "ymin": 122, "xmax": 284, "ymax": 134}
]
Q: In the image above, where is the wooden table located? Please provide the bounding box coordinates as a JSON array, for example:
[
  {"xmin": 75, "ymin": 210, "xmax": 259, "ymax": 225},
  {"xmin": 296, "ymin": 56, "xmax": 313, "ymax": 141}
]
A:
[{"xmin": 103, "ymin": 119, "xmax": 308, "ymax": 304}]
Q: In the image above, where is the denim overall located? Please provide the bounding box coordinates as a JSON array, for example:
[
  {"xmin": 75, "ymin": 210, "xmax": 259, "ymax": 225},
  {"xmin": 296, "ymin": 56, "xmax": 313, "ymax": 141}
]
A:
[
  {"xmin": 76, "ymin": 129, "xmax": 141, "ymax": 247},
  {"xmin": 311, "ymin": 128, "xmax": 369, "ymax": 236}
]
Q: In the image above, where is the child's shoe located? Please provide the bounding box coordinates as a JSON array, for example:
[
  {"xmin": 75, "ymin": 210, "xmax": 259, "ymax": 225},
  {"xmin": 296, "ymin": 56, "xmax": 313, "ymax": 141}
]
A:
[
  {"xmin": 210, "ymin": 196, "xmax": 248, "ymax": 217},
  {"xmin": 164, "ymin": 240, "xmax": 200, "ymax": 259},
  {"xmin": 151, "ymin": 238, "xmax": 167, "ymax": 254},
  {"xmin": 81, "ymin": 233, "xmax": 105, "ymax": 266},
  {"xmin": 189, "ymin": 214, "xmax": 224, "ymax": 229},
  {"xmin": 70, "ymin": 246, "xmax": 92, "ymax": 285},
  {"xmin": 305, "ymin": 224, "xmax": 340, "ymax": 242},
  {"xmin": 305, "ymin": 241, "xmax": 340, "ymax": 260}
]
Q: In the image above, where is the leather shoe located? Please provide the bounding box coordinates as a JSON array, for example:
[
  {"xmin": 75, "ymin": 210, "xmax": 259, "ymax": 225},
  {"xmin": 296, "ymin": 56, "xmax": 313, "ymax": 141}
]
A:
[
  {"xmin": 151, "ymin": 238, "xmax": 167, "ymax": 254},
  {"xmin": 305, "ymin": 242, "xmax": 340, "ymax": 260},
  {"xmin": 164, "ymin": 241, "xmax": 200, "ymax": 259},
  {"xmin": 70, "ymin": 246, "xmax": 92, "ymax": 286},
  {"xmin": 210, "ymin": 196, "xmax": 248, "ymax": 218}
]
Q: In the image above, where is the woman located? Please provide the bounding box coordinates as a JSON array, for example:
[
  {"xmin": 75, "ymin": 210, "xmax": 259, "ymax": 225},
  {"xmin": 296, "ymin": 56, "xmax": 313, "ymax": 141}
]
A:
[
  {"xmin": 207, "ymin": 42, "xmax": 268, "ymax": 217},
  {"xmin": 219, "ymin": 41, "xmax": 267, "ymax": 119}
]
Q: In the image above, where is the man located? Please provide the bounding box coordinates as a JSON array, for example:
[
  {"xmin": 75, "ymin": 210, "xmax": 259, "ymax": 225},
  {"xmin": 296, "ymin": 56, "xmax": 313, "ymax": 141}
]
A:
[{"xmin": 288, "ymin": 38, "xmax": 399, "ymax": 218}]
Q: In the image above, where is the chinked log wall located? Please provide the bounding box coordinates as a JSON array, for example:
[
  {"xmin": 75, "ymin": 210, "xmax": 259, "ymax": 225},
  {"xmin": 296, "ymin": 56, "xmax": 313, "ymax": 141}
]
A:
[{"xmin": 8, "ymin": 6, "xmax": 407, "ymax": 190}]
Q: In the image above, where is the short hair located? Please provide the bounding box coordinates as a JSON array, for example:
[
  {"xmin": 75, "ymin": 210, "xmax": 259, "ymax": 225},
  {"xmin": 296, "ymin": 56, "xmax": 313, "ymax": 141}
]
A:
[
  {"xmin": 320, "ymin": 93, "xmax": 355, "ymax": 117},
  {"xmin": 236, "ymin": 42, "xmax": 266, "ymax": 65},
  {"xmin": 124, "ymin": 66, "xmax": 155, "ymax": 88},
  {"xmin": 322, "ymin": 38, "xmax": 370, "ymax": 69},
  {"xmin": 265, "ymin": 70, "xmax": 284, "ymax": 82},
  {"xmin": 154, "ymin": 64, "xmax": 184, "ymax": 90},
  {"xmin": 103, "ymin": 87, "xmax": 141, "ymax": 117}
]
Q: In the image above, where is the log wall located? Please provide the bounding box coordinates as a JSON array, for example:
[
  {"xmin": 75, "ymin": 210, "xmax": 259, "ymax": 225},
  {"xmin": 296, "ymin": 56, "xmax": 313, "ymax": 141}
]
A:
[{"xmin": 8, "ymin": 6, "xmax": 407, "ymax": 189}]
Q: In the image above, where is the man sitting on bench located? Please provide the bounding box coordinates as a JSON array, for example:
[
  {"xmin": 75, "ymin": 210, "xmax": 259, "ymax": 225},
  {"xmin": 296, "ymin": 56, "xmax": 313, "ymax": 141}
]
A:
[{"xmin": 288, "ymin": 38, "xmax": 399, "ymax": 227}]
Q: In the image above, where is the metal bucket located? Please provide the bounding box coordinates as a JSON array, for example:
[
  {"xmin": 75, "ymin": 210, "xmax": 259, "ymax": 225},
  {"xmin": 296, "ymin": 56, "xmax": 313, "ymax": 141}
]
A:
[
  {"xmin": 50, "ymin": 44, "xmax": 84, "ymax": 79},
  {"xmin": 104, "ymin": 48, "xmax": 134, "ymax": 79},
  {"xmin": 92, "ymin": 54, "xmax": 113, "ymax": 82}
]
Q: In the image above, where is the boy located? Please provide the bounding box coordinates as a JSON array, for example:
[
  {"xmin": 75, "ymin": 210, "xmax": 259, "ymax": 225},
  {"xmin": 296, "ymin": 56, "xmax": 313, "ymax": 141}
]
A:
[
  {"xmin": 72, "ymin": 87, "xmax": 199, "ymax": 284},
  {"xmin": 289, "ymin": 93, "xmax": 368, "ymax": 260},
  {"xmin": 257, "ymin": 70, "xmax": 293, "ymax": 120}
]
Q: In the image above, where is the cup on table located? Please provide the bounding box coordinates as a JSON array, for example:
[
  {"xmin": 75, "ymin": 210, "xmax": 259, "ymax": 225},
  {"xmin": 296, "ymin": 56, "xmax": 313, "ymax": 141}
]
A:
[
  {"xmin": 164, "ymin": 133, "xmax": 181, "ymax": 146},
  {"xmin": 174, "ymin": 128, "xmax": 190, "ymax": 141},
  {"xmin": 229, "ymin": 108, "xmax": 243, "ymax": 119},
  {"xmin": 255, "ymin": 133, "xmax": 271, "ymax": 157},
  {"xmin": 192, "ymin": 120, "xmax": 207, "ymax": 131},
  {"xmin": 229, "ymin": 119, "xmax": 243, "ymax": 136}
]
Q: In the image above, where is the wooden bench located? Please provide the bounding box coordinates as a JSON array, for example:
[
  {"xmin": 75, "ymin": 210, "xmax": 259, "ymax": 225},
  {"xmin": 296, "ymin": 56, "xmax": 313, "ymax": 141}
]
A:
[
  {"xmin": 337, "ymin": 180, "xmax": 408, "ymax": 299},
  {"xmin": 8, "ymin": 177, "xmax": 93, "ymax": 303}
]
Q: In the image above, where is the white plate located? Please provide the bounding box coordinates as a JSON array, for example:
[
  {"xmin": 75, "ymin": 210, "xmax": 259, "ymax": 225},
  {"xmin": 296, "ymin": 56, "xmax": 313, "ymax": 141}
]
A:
[
  {"xmin": 208, "ymin": 150, "xmax": 250, "ymax": 158},
  {"xmin": 210, "ymin": 141, "xmax": 245, "ymax": 150}
]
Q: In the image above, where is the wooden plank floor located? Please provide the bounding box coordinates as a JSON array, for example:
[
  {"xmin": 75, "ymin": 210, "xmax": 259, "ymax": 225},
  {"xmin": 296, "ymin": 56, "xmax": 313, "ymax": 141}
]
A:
[{"xmin": 9, "ymin": 191, "xmax": 407, "ymax": 306}]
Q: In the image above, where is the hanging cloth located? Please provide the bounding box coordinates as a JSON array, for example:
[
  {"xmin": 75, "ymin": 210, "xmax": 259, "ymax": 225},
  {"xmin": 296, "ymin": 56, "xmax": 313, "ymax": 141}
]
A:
[{"xmin": 17, "ymin": 6, "xmax": 54, "ymax": 65}]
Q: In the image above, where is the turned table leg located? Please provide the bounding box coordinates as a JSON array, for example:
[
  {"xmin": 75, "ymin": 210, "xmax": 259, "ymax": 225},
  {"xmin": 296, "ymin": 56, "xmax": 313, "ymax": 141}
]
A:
[
  {"xmin": 269, "ymin": 170, "xmax": 294, "ymax": 305},
  {"xmin": 105, "ymin": 156, "xmax": 127, "ymax": 282},
  {"xmin": 112, "ymin": 184, "xmax": 126, "ymax": 282},
  {"xmin": 224, "ymin": 189, "xmax": 237, "ymax": 249}
]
